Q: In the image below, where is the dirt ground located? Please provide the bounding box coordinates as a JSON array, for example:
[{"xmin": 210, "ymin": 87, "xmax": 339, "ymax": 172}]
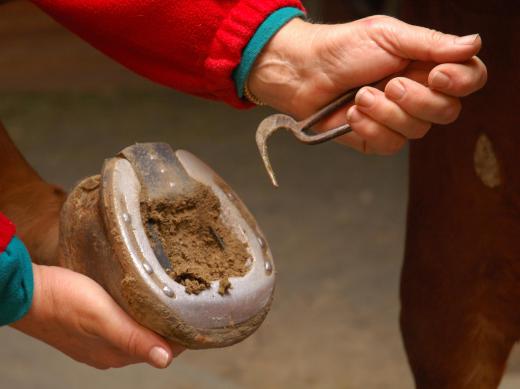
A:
[{"xmin": 0, "ymin": 2, "xmax": 519, "ymax": 388}]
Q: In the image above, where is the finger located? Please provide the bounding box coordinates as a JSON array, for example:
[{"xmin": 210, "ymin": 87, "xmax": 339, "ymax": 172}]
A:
[
  {"xmin": 372, "ymin": 16, "xmax": 481, "ymax": 63},
  {"xmin": 84, "ymin": 345, "xmax": 141, "ymax": 369},
  {"xmin": 312, "ymin": 104, "xmax": 373, "ymax": 153},
  {"xmin": 114, "ymin": 320, "xmax": 174, "ymax": 368},
  {"xmin": 336, "ymin": 131, "xmax": 373, "ymax": 154},
  {"xmin": 346, "ymin": 106, "xmax": 407, "ymax": 155},
  {"xmin": 100, "ymin": 346, "xmax": 144, "ymax": 368},
  {"xmin": 385, "ymin": 77, "xmax": 462, "ymax": 124},
  {"xmin": 314, "ymin": 103, "xmax": 405, "ymax": 154},
  {"xmin": 95, "ymin": 298, "xmax": 176, "ymax": 369},
  {"xmin": 355, "ymin": 87, "xmax": 431, "ymax": 139},
  {"xmin": 88, "ymin": 353, "xmax": 143, "ymax": 370},
  {"xmin": 428, "ymin": 56, "xmax": 487, "ymax": 97}
]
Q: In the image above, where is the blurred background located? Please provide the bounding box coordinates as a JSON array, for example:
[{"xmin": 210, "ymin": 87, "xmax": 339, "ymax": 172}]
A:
[{"xmin": 0, "ymin": 1, "xmax": 518, "ymax": 388}]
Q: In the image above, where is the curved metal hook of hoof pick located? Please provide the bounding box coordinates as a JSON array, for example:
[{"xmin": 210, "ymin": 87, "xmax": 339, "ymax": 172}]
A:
[
  {"xmin": 255, "ymin": 87, "xmax": 361, "ymax": 187},
  {"xmin": 255, "ymin": 114, "xmax": 297, "ymax": 188}
]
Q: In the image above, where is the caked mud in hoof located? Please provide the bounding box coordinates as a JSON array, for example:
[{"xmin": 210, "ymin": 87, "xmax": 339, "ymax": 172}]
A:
[{"xmin": 58, "ymin": 143, "xmax": 275, "ymax": 349}]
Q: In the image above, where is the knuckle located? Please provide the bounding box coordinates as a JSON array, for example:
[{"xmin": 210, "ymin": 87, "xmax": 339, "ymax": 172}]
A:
[
  {"xmin": 364, "ymin": 14, "xmax": 395, "ymax": 27},
  {"xmin": 364, "ymin": 15, "xmax": 400, "ymax": 47},
  {"xmin": 425, "ymin": 29, "xmax": 446, "ymax": 60},
  {"xmin": 125, "ymin": 329, "xmax": 140, "ymax": 356},
  {"xmin": 428, "ymin": 29, "xmax": 445, "ymax": 43}
]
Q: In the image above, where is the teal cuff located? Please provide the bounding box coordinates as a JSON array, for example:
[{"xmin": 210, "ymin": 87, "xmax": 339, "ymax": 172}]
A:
[
  {"xmin": 0, "ymin": 237, "xmax": 34, "ymax": 326},
  {"xmin": 233, "ymin": 7, "xmax": 305, "ymax": 99}
]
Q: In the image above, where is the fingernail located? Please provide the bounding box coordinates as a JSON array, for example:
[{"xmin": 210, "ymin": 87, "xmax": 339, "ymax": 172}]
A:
[
  {"xmin": 356, "ymin": 89, "xmax": 375, "ymax": 108},
  {"xmin": 149, "ymin": 346, "xmax": 171, "ymax": 368},
  {"xmin": 386, "ymin": 80, "xmax": 406, "ymax": 101},
  {"xmin": 455, "ymin": 33, "xmax": 479, "ymax": 45},
  {"xmin": 346, "ymin": 107, "xmax": 362, "ymax": 123},
  {"xmin": 431, "ymin": 71, "xmax": 451, "ymax": 89}
]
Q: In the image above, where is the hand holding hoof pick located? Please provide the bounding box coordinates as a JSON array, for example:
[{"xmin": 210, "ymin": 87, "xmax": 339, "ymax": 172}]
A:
[{"xmin": 250, "ymin": 16, "xmax": 487, "ymax": 185}]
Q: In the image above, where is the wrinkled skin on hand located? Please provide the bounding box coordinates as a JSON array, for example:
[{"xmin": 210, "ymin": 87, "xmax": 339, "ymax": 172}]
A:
[{"xmin": 249, "ymin": 15, "xmax": 487, "ymax": 154}]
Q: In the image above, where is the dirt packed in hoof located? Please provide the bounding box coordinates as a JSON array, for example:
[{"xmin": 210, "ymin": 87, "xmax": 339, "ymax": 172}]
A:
[{"xmin": 141, "ymin": 183, "xmax": 249, "ymax": 295}]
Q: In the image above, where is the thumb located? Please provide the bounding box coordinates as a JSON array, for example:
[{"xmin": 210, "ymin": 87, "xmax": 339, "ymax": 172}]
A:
[
  {"xmin": 103, "ymin": 303, "xmax": 178, "ymax": 368},
  {"xmin": 380, "ymin": 17, "xmax": 481, "ymax": 63}
]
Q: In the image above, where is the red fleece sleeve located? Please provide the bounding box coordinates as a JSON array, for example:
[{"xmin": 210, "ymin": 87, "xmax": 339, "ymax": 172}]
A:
[
  {"xmin": 0, "ymin": 212, "xmax": 15, "ymax": 254},
  {"xmin": 32, "ymin": 0, "xmax": 304, "ymax": 108}
]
